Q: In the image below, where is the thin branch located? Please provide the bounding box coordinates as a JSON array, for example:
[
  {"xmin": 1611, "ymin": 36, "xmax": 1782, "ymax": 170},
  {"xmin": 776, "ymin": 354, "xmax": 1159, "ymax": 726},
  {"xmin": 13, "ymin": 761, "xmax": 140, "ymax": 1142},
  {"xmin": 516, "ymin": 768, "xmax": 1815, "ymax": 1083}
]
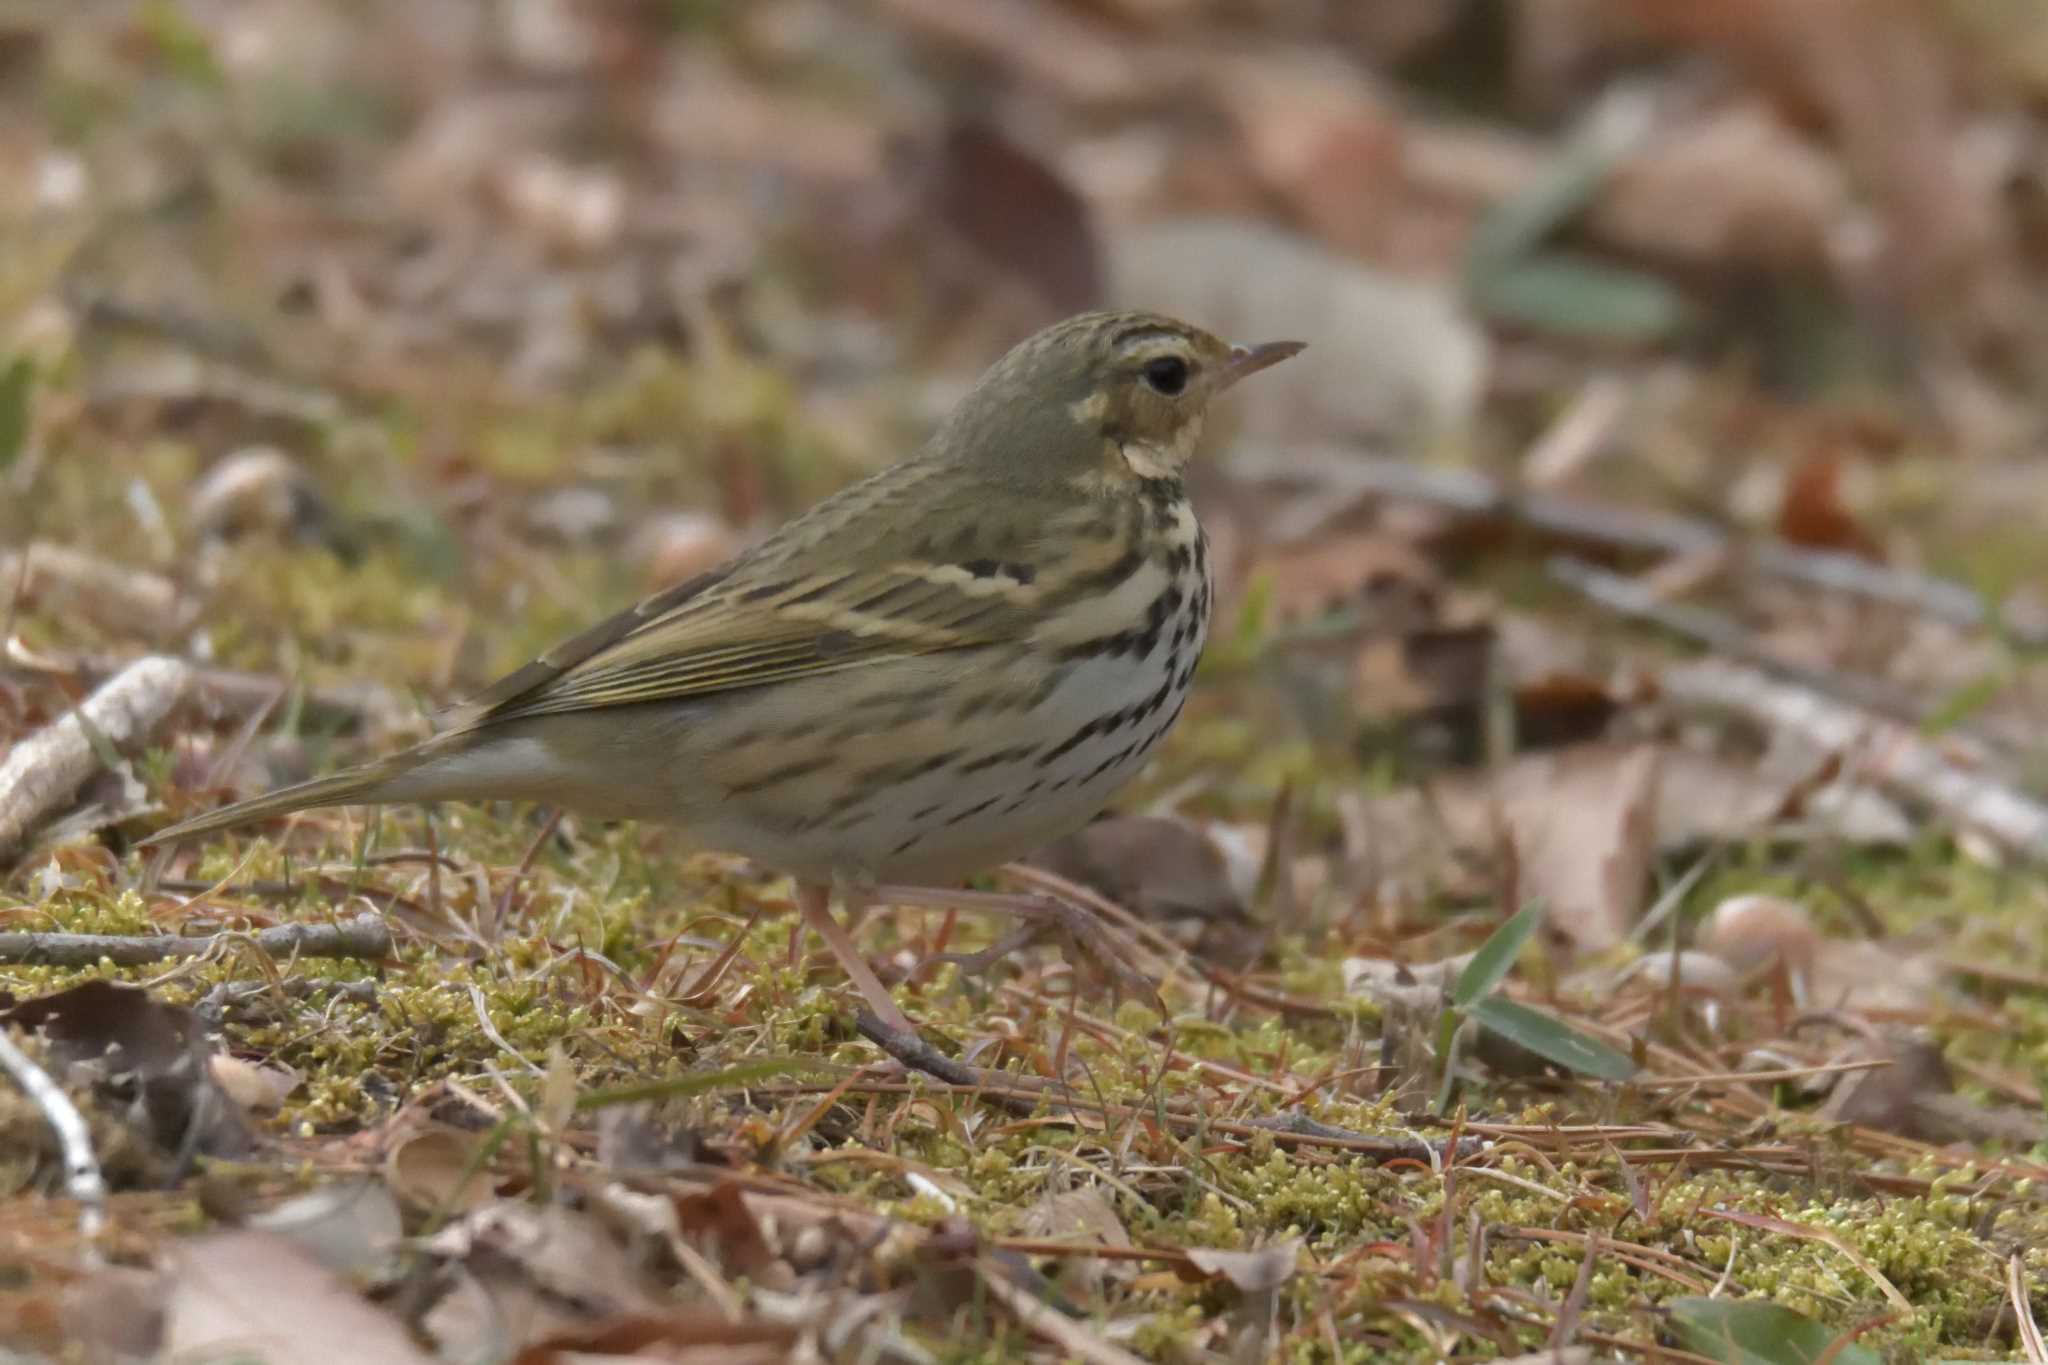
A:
[
  {"xmin": 0, "ymin": 1026, "xmax": 107, "ymax": 1237},
  {"xmin": 2012, "ymin": 1254, "xmax": 2047, "ymax": 1364},
  {"xmin": 1546, "ymin": 555, "xmax": 1933, "ymax": 724},
  {"xmin": 1662, "ymin": 659, "xmax": 2048, "ymax": 862},
  {"xmin": 0, "ymin": 655, "xmax": 192, "ymax": 860},
  {"xmin": 0, "ymin": 544, "xmax": 193, "ymax": 641},
  {"xmin": 0, "ymin": 912, "xmax": 391, "ymax": 967},
  {"xmin": 973, "ymin": 1256, "xmax": 1150, "ymax": 1365},
  {"xmin": 4, "ymin": 643, "xmax": 411, "ymax": 737},
  {"xmin": 853, "ymin": 1010, "xmax": 1473, "ymax": 1162},
  {"xmin": 1233, "ymin": 446, "xmax": 2048, "ymax": 645}
]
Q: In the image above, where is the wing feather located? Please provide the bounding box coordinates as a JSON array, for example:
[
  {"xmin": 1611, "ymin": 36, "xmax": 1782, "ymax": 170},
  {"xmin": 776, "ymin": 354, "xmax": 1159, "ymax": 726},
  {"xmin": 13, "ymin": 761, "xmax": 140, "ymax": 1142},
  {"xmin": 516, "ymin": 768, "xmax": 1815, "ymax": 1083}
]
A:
[
  {"xmin": 491, "ymin": 565, "xmax": 1036, "ymax": 718},
  {"xmin": 428, "ymin": 456, "xmax": 1091, "ymax": 734}
]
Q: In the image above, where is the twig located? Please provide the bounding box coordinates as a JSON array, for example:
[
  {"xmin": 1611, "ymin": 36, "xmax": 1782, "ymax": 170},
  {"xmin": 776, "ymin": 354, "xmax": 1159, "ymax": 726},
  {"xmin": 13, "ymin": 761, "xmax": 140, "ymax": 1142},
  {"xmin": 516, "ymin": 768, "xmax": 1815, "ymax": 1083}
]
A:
[
  {"xmin": 974, "ymin": 1256, "xmax": 1150, "ymax": 1365},
  {"xmin": 852, "ymin": 1011, "xmax": 1473, "ymax": 1162},
  {"xmin": 0, "ymin": 544, "xmax": 194, "ymax": 641},
  {"xmin": 0, "ymin": 1026, "xmax": 107, "ymax": 1237},
  {"xmin": 1546, "ymin": 555, "xmax": 1932, "ymax": 724},
  {"xmin": 0, "ymin": 912, "xmax": 391, "ymax": 967},
  {"xmin": 69, "ymin": 286, "xmax": 351, "ymax": 419},
  {"xmin": 1232, "ymin": 446, "xmax": 2048, "ymax": 645},
  {"xmin": 1662, "ymin": 659, "xmax": 2048, "ymax": 861},
  {"xmin": 4, "ymin": 643, "xmax": 410, "ymax": 737},
  {"xmin": 856, "ymin": 1010, "xmax": 1032, "ymax": 1096},
  {"xmin": 491, "ymin": 808, "xmax": 564, "ymax": 938},
  {"xmin": 2012, "ymin": 1254, "xmax": 2047, "ymax": 1364},
  {"xmin": 0, "ymin": 655, "xmax": 192, "ymax": 860}
]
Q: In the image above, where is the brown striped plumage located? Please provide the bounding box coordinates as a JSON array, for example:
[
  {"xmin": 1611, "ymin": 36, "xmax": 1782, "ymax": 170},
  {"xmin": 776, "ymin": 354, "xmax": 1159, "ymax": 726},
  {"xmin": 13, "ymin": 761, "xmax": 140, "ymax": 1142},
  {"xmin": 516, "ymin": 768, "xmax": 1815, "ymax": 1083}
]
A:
[{"xmin": 146, "ymin": 312, "xmax": 1303, "ymax": 1030}]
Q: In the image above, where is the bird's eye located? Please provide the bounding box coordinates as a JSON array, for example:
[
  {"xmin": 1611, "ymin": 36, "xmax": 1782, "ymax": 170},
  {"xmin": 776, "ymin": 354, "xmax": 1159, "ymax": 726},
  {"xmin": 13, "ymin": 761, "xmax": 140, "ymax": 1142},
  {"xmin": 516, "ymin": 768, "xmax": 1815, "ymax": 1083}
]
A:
[{"xmin": 1142, "ymin": 355, "xmax": 1190, "ymax": 396}]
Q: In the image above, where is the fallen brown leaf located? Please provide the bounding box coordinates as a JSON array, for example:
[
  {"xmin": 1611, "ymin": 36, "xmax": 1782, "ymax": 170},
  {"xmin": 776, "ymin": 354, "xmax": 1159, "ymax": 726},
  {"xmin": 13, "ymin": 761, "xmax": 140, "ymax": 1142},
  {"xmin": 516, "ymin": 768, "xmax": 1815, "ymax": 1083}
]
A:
[
  {"xmin": 383, "ymin": 1123, "xmax": 501, "ymax": 1214},
  {"xmin": 0, "ymin": 978, "xmax": 253, "ymax": 1161},
  {"xmin": 1020, "ymin": 1187, "xmax": 1136, "ymax": 1299},
  {"xmin": 1183, "ymin": 1238, "xmax": 1302, "ymax": 1293},
  {"xmin": 1027, "ymin": 816, "xmax": 1247, "ymax": 925},
  {"xmin": 1492, "ymin": 742, "xmax": 1662, "ymax": 955},
  {"xmin": 166, "ymin": 1231, "xmax": 432, "ymax": 1365}
]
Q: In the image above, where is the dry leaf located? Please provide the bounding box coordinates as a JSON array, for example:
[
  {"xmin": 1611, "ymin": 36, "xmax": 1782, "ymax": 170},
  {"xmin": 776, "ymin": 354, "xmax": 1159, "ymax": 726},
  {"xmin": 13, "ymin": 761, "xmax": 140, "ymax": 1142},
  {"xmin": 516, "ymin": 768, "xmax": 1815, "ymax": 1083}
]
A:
[
  {"xmin": 0, "ymin": 979, "xmax": 253, "ymax": 1159},
  {"xmin": 166, "ymin": 1231, "xmax": 433, "ymax": 1365},
  {"xmin": 1184, "ymin": 1239, "xmax": 1302, "ymax": 1293},
  {"xmin": 1622, "ymin": 0, "xmax": 2012, "ymax": 332},
  {"xmin": 210, "ymin": 1054, "xmax": 302, "ymax": 1113},
  {"xmin": 1492, "ymin": 743, "xmax": 1662, "ymax": 954},
  {"xmin": 928, "ymin": 118, "xmax": 1103, "ymax": 321},
  {"xmin": 1208, "ymin": 52, "xmax": 1401, "ymax": 258},
  {"xmin": 422, "ymin": 1201, "xmax": 666, "ymax": 1357},
  {"xmin": 384, "ymin": 1124, "xmax": 499, "ymax": 1213},
  {"xmin": 1253, "ymin": 533, "xmax": 1444, "ymax": 634},
  {"xmin": 1027, "ymin": 816, "xmax": 1246, "ymax": 925},
  {"xmin": 57, "ymin": 1265, "xmax": 164, "ymax": 1359},
  {"xmin": 1596, "ymin": 99, "xmax": 1844, "ymax": 270},
  {"xmin": 1817, "ymin": 1031, "xmax": 1957, "ymax": 1140},
  {"xmin": 247, "ymin": 1180, "xmax": 405, "ymax": 1282},
  {"xmin": 1776, "ymin": 449, "xmax": 1883, "ymax": 560},
  {"xmin": 1020, "ymin": 1187, "xmax": 1135, "ymax": 1299},
  {"xmin": 674, "ymin": 1179, "xmax": 796, "ymax": 1288}
]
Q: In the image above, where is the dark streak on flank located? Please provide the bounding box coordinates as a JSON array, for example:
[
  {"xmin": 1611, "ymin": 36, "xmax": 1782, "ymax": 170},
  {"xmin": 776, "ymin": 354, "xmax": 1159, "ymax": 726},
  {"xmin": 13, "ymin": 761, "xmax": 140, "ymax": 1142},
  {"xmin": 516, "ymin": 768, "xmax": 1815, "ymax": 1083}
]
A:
[
  {"xmin": 726, "ymin": 754, "xmax": 835, "ymax": 797},
  {"xmin": 943, "ymin": 795, "xmax": 1001, "ymax": 827},
  {"xmin": 856, "ymin": 751, "xmax": 961, "ymax": 787},
  {"xmin": 958, "ymin": 743, "xmax": 1043, "ymax": 774}
]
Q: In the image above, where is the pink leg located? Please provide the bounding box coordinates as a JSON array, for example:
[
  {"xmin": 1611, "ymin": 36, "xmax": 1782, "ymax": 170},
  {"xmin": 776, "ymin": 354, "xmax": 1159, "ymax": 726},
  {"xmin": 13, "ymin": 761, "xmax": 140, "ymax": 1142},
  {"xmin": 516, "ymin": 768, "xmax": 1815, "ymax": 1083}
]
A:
[{"xmin": 797, "ymin": 881, "xmax": 914, "ymax": 1034}]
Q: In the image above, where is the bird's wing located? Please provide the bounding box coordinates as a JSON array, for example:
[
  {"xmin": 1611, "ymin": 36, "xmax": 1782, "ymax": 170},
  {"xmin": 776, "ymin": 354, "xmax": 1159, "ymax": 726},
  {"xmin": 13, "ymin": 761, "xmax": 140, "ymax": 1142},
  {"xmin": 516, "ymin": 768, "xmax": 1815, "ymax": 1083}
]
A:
[{"xmin": 444, "ymin": 468, "xmax": 1058, "ymax": 730}]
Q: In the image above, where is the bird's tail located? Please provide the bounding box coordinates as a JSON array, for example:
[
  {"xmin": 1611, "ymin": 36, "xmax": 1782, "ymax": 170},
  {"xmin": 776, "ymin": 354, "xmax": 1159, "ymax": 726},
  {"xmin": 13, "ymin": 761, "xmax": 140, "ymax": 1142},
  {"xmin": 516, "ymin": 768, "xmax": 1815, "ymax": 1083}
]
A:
[{"xmin": 141, "ymin": 745, "xmax": 444, "ymax": 845}]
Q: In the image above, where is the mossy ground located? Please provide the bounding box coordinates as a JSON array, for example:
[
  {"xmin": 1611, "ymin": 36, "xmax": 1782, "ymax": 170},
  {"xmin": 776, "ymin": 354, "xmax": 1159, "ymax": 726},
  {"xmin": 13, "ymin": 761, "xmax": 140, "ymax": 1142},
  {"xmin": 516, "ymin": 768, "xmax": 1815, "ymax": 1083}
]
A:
[
  {"xmin": 6, "ymin": 9, "xmax": 2048, "ymax": 1359},
  {"xmin": 9, "ymin": 374, "xmax": 2048, "ymax": 1358}
]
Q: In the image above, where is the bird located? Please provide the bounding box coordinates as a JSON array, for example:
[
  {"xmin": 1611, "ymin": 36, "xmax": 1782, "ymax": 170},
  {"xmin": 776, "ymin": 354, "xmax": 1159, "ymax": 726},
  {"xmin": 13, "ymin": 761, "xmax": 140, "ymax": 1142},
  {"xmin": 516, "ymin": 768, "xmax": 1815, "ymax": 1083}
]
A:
[{"xmin": 145, "ymin": 311, "xmax": 1303, "ymax": 1032}]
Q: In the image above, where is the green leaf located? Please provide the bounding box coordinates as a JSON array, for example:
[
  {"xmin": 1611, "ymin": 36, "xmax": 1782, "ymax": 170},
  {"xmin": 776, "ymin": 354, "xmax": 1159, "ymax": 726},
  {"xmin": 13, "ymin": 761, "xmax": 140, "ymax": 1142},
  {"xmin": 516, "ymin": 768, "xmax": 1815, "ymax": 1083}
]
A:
[
  {"xmin": 0, "ymin": 356, "xmax": 33, "ymax": 471},
  {"xmin": 1431, "ymin": 1007, "xmax": 1464, "ymax": 1115},
  {"xmin": 140, "ymin": 0, "xmax": 226, "ymax": 89},
  {"xmin": 1471, "ymin": 254, "xmax": 1685, "ymax": 344},
  {"xmin": 1667, "ymin": 1297, "xmax": 1883, "ymax": 1365},
  {"xmin": 1470, "ymin": 997, "xmax": 1636, "ymax": 1081},
  {"xmin": 1465, "ymin": 95, "xmax": 1651, "ymax": 273},
  {"xmin": 1451, "ymin": 902, "xmax": 1544, "ymax": 1009},
  {"xmin": 1922, "ymin": 670, "xmax": 2005, "ymax": 735}
]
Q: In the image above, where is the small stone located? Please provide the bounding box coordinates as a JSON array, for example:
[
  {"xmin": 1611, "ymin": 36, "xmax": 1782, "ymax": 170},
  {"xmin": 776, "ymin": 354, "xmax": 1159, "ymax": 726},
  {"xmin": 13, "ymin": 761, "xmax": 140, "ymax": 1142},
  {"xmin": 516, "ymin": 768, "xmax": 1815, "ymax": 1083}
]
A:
[
  {"xmin": 189, "ymin": 447, "xmax": 328, "ymax": 543},
  {"xmin": 629, "ymin": 510, "xmax": 739, "ymax": 588}
]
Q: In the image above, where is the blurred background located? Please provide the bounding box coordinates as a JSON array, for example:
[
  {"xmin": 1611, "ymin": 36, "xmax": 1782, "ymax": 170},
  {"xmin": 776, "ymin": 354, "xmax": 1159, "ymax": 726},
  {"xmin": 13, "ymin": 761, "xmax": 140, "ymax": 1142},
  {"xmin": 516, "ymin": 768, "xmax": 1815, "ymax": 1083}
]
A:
[
  {"xmin": 4, "ymin": 0, "xmax": 2048, "ymax": 859},
  {"xmin": 13, "ymin": 9, "xmax": 2048, "ymax": 1358},
  {"xmin": 5, "ymin": 0, "xmax": 2048, "ymax": 881},
  {"xmin": 12, "ymin": 0, "xmax": 2048, "ymax": 908}
]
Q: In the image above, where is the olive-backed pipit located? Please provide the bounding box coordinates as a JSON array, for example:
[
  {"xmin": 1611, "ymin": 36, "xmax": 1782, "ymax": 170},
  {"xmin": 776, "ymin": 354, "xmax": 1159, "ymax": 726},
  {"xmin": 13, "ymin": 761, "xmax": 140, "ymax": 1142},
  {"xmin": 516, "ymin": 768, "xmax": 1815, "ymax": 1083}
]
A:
[{"xmin": 147, "ymin": 311, "xmax": 1303, "ymax": 1030}]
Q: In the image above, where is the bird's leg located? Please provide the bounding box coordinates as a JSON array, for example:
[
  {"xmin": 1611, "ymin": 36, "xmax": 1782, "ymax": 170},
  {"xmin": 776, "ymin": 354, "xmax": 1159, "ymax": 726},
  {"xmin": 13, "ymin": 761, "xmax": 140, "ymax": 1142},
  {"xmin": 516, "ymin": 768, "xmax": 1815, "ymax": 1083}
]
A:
[
  {"xmin": 869, "ymin": 884, "xmax": 1154, "ymax": 1002},
  {"xmin": 796, "ymin": 881, "xmax": 915, "ymax": 1034}
]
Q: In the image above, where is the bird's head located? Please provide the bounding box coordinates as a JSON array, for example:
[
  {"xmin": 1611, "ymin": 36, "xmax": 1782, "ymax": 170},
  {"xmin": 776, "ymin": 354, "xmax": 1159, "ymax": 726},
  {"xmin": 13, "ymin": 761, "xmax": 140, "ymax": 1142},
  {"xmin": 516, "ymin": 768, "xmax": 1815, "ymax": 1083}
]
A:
[{"xmin": 939, "ymin": 310, "xmax": 1303, "ymax": 493}]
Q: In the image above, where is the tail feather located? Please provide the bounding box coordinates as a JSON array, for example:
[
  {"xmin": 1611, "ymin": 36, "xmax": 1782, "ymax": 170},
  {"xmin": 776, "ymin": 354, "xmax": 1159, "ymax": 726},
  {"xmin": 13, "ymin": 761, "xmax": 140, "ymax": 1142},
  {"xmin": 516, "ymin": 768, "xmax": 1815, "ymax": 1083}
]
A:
[{"xmin": 142, "ymin": 749, "xmax": 433, "ymax": 845}]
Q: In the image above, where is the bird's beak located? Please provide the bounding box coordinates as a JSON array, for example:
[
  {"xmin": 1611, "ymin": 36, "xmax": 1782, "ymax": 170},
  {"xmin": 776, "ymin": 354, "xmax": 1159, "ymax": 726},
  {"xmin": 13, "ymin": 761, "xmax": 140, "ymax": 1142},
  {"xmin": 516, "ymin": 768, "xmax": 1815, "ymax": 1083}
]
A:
[{"xmin": 1217, "ymin": 339, "xmax": 1306, "ymax": 391}]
